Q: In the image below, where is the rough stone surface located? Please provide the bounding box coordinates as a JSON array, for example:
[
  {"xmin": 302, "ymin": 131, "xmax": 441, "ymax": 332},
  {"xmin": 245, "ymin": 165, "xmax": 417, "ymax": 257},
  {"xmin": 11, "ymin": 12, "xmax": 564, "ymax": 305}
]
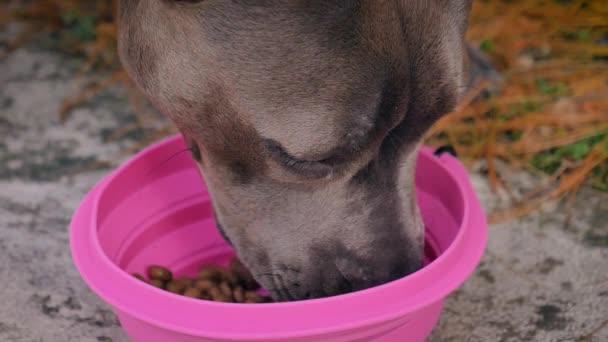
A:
[{"xmin": 1, "ymin": 48, "xmax": 607, "ymax": 342}]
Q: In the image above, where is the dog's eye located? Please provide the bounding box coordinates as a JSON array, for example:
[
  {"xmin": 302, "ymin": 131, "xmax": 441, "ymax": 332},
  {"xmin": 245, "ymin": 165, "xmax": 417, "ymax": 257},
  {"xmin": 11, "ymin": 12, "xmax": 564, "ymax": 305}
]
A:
[{"xmin": 264, "ymin": 139, "xmax": 333, "ymax": 179}]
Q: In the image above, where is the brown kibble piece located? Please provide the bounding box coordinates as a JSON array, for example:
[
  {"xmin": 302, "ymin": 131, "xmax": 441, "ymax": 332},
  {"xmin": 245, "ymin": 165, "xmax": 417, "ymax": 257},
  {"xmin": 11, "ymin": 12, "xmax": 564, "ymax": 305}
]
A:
[
  {"xmin": 209, "ymin": 267, "xmax": 236, "ymax": 286},
  {"xmin": 208, "ymin": 286, "xmax": 222, "ymax": 299},
  {"xmin": 214, "ymin": 294, "xmax": 233, "ymax": 302},
  {"xmin": 245, "ymin": 299, "xmax": 258, "ymax": 303},
  {"xmin": 183, "ymin": 287, "xmax": 203, "ymax": 299},
  {"xmin": 222, "ymin": 270, "xmax": 240, "ymax": 287},
  {"xmin": 166, "ymin": 280, "xmax": 189, "ymax": 294},
  {"xmin": 219, "ymin": 281, "xmax": 233, "ymax": 298},
  {"xmin": 149, "ymin": 279, "xmax": 166, "ymax": 289},
  {"xmin": 147, "ymin": 265, "xmax": 172, "ymax": 281},
  {"xmin": 233, "ymin": 286, "xmax": 245, "ymax": 303},
  {"xmin": 132, "ymin": 273, "xmax": 146, "ymax": 282},
  {"xmin": 174, "ymin": 277, "xmax": 194, "ymax": 288},
  {"xmin": 193, "ymin": 279, "xmax": 215, "ymax": 291},
  {"xmin": 244, "ymin": 291, "xmax": 263, "ymax": 303},
  {"xmin": 229, "ymin": 258, "xmax": 259, "ymax": 290},
  {"xmin": 244, "ymin": 297, "xmax": 270, "ymax": 303},
  {"xmin": 246, "ymin": 294, "xmax": 271, "ymax": 303},
  {"xmin": 197, "ymin": 265, "xmax": 224, "ymax": 282},
  {"xmin": 173, "ymin": 277, "xmax": 194, "ymax": 290}
]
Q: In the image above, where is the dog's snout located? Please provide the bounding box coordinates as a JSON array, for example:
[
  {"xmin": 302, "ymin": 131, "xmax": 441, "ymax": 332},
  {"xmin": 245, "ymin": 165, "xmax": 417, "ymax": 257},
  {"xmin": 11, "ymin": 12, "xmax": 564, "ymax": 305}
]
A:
[
  {"xmin": 333, "ymin": 255, "xmax": 421, "ymax": 295},
  {"xmin": 268, "ymin": 248, "xmax": 422, "ymax": 301}
]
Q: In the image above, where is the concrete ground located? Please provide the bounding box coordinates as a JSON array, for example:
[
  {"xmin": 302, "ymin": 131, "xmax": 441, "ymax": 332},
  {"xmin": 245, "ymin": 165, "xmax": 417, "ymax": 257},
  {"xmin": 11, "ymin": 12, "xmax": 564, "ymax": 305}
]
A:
[{"xmin": 0, "ymin": 47, "xmax": 606, "ymax": 342}]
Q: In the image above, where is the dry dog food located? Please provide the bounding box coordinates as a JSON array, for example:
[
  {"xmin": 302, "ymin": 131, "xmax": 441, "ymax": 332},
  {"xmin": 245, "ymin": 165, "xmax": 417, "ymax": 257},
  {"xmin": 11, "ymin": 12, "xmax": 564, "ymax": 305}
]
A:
[{"xmin": 132, "ymin": 257, "xmax": 272, "ymax": 303}]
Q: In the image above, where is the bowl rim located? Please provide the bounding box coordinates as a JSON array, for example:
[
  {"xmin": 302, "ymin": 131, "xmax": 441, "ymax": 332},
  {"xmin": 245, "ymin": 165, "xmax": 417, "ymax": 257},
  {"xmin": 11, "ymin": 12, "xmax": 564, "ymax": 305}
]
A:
[{"xmin": 70, "ymin": 134, "xmax": 487, "ymax": 340}]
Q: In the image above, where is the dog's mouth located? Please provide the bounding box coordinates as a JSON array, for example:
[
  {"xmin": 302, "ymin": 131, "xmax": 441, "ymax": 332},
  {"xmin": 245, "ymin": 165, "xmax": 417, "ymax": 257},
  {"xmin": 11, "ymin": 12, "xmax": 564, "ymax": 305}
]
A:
[
  {"xmin": 232, "ymin": 239, "xmax": 423, "ymax": 302},
  {"xmin": 204, "ymin": 205, "xmax": 424, "ymax": 301}
]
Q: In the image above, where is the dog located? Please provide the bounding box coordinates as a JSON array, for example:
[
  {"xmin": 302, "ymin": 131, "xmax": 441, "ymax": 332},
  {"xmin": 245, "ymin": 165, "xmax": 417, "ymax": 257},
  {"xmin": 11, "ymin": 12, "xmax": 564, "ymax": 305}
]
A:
[{"xmin": 118, "ymin": 0, "xmax": 473, "ymax": 301}]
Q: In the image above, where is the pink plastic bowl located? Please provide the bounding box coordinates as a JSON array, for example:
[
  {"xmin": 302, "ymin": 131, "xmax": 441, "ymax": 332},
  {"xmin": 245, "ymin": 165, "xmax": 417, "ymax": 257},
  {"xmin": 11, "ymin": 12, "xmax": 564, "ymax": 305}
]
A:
[{"xmin": 70, "ymin": 134, "xmax": 486, "ymax": 342}]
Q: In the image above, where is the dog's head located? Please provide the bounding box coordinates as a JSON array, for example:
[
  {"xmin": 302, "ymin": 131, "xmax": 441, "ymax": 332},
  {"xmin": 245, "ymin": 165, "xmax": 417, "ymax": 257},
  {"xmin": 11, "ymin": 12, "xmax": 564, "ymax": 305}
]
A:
[{"xmin": 118, "ymin": 0, "xmax": 472, "ymax": 301}]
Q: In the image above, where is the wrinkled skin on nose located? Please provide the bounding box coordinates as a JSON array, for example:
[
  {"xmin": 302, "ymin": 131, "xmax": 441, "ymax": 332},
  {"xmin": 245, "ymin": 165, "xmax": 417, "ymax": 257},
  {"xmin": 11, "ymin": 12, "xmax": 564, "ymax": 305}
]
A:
[{"xmin": 117, "ymin": 0, "xmax": 472, "ymax": 300}]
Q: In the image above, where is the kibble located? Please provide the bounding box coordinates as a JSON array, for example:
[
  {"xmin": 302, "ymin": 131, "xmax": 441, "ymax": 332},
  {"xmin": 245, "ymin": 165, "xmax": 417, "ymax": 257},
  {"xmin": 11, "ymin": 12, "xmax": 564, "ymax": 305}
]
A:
[
  {"xmin": 229, "ymin": 258, "xmax": 259, "ymax": 290},
  {"xmin": 233, "ymin": 286, "xmax": 245, "ymax": 303},
  {"xmin": 219, "ymin": 281, "xmax": 233, "ymax": 298},
  {"xmin": 132, "ymin": 257, "xmax": 272, "ymax": 303},
  {"xmin": 215, "ymin": 295, "xmax": 232, "ymax": 302},
  {"xmin": 222, "ymin": 271, "xmax": 240, "ymax": 287},
  {"xmin": 166, "ymin": 279, "xmax": 189, "ymax": 294},
  {"xmin": 147, "ymin": 265, "xmax": 172, "ymax": 281},
  {"xmin": 183, "ymin": 287, "xmax": 203, "ymax": 299},
  {"xmin": 193, "ymin": 279, "xmax": 215, "ymax": 291},
  {"xmin": 244, "ymin": 290, "xmax": 264, "ymax": 303},
  {"xmin": 149, "ymin": 279, "xmax": 166, "ymax": 289},
  {"xmin": 208, "ymin": 286, "xmax": 223, "ymax": 300},
  {"xmin": 175, "ymin": 276, "xmax": 194, "ymax": 287},
  {"xmin": 197, "ymin": 265, "xmax": 224, "ymax": 282},
  {"xmin": 132, "ymin": 273, "xmax": 146, "ymax": 282}
]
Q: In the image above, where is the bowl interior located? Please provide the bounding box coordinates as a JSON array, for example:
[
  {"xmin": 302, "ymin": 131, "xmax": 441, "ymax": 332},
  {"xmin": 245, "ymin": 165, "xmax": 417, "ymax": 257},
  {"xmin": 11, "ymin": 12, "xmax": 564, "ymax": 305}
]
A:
[
  {"xmin": 70, "ymin": 135, "xmax": 488, "ymax": 338},
  {"xmin": 95, "ymin": 138, "xmax": 463, "ymax": 286}
]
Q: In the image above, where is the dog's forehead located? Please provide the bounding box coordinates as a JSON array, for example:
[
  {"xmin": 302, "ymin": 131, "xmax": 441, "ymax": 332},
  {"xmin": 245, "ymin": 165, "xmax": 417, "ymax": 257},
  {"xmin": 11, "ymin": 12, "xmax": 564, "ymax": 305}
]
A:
[
  {"xmin": 120, "ymin": 0, "xmax": 470, "ymax": 179},
  {"xmin": 169, "ymin": 2, "xmax": 454, "ymax": 159},
  {"xmin": 178, "ymin": 2, "xmax": 392, "ymax": 158}
]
